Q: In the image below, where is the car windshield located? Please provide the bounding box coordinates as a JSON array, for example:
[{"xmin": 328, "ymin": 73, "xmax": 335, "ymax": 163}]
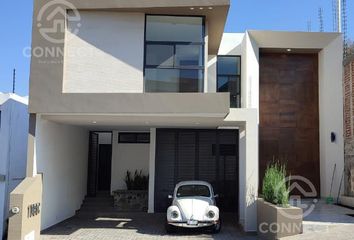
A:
[{"xmin": 176, "ymin": 184, "xmax": 211, "ymax": 198}]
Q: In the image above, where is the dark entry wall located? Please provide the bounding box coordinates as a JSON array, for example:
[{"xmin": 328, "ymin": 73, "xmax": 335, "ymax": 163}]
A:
[
  {"xmin": 259, "ymin": 53, "xmax": 320, "ymax": 195},
  {"xmin": 154, "ymin": 129, "xmax": 239, "ymax": 213}
]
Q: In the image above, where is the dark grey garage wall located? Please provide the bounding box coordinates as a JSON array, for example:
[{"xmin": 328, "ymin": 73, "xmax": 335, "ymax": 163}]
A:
[{"xmin": 154, "ymin": 129, "xmax": 239, "ymax": 213}]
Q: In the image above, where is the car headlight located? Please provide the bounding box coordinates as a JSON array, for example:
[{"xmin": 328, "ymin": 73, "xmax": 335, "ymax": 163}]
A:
[
  {"xmin": 171, "ymin": 210, "xmax": 179, "ymax": 219},
  {"xmin": 207, "ymin": 210, "xmax": 215, "ymax": 219}
]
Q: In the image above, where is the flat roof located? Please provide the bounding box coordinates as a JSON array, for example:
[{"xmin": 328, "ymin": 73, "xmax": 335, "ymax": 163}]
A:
[{"xmin": 0, "ymin": 93, "xmax": 28, "ymax": 106}]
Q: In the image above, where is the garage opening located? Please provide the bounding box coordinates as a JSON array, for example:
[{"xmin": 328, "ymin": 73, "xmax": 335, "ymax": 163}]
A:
[{"xmin": 154, "ymin": 129, "xmax": 239, "ymax": 214}]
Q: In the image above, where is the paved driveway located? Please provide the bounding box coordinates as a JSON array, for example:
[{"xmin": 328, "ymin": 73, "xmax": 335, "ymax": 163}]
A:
[{"xmin": 41, "ymin": 213, "xmax": 259, "ymax": 240}]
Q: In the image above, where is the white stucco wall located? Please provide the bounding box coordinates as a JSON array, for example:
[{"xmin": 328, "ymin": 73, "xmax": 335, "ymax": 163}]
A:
[
  {"xmin": 63, "ymin": 11, "xmax": 145, "ymax": 93},
  {"xmin": 241, "ymin": 33, "xmax": 259, "ymax": 109},
  {"xmin": 0, "ymin": 97, "xmax": 28, "ymax": 239},
  {"xmin": 208, "ymin": 33, "xmax": 244, "ymax": 94},
  {"xmin": 110, "ymin": 131, "xmax": 150, "ymax": 192},
  {"xmin": 212, "ymin": 33, "xmax": 259, "ymax": 109},
  {"xmin": 318, "ymin": 35, "xmax": 344, "ymax": 198},
  {"xmin": 36, "ymin": 118, "xmax": 89, "ymax": 230}
]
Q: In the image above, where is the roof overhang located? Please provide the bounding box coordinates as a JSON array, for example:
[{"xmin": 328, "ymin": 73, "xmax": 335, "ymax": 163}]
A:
[{"xmin": 248, "ymin": 30, "xmax": 342, "ymax": 50}]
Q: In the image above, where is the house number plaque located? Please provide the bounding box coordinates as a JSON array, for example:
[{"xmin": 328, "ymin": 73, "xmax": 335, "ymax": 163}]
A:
[{"xmin": 27, "ymin": 203, "xmax": 40, "ymax": 218}]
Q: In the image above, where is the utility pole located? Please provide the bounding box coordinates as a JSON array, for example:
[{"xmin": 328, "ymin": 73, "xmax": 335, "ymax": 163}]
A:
[
  {"xmin": 12, "ymin": 69, "xmax": 16, "ymax": 94},
  {"xmin": 338, "ymin": 0, "xmax": 342, "ymax": 32}
]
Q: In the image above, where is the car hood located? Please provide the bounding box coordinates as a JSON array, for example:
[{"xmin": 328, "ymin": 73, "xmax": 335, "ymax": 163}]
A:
[{"xmin": 175, "ymin": 197, "xmax": 212, "ymax": 220}]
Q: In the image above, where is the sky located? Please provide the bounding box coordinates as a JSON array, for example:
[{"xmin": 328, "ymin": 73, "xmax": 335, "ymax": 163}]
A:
[{"xmin": 0, "ymin": 0, "xmax": 353, "ymax": 97}]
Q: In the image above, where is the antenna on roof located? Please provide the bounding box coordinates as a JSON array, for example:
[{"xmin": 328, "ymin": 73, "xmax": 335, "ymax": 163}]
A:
[
  {"xmin": 307, "ymin": 19, "xmax": 312, "ymax": 32},
  {"xmin": 319, "ymin": 7, "xmax": 324, "ymax": 32},
  {"xmin": 12, "ymin": 68, "xmax": 16, "ymax": 94}
]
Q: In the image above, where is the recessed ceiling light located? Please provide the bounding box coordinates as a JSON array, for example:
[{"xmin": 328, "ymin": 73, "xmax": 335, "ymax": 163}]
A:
[
  {"xmin": 199, "ymin": 7, "xmax": 204, "ymax": 10},
  {"xmin": 286, "ymin": 48, "xmax": 292, "ymax": 52},
  {"xmin": 92, "ymin": 121, "xmax": 97, "ymax": 124},
  {"xmin": 208, "ymin": 7, "xmax": 213, "ymax": 10},
  {"xmin": 190, "ymin": 7, "xmax": 195, "ymax": 10}
]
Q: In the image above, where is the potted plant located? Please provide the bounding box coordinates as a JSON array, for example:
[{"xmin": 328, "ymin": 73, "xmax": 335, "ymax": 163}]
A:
[
  {"xmin": 257, "ymin": 162, "xmax": 303, "ymax": 240},
  {"xmin": 113, "ymin": 170, "xmax": 149, "ymax": 212}
]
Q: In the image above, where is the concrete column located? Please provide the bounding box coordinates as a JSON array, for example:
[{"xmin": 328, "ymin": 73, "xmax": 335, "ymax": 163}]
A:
[
  {"xmin": 148, "ymin": 128, "xmax": 156, "ymax": 213},
  {"xmin": 244, "ymin": 115, "xmax": 259, "ymax": 232},
  {"xmin": 225, "ymin": 108, "xmax": 259, "ymax": 232},
  {"xmin": 238, "ymin": 125, "xmax": 246, "ymax": 226}
]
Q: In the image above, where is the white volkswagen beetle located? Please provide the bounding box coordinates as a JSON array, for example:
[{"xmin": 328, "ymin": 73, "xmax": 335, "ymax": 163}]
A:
[{"xmin": 166, "ymin": 181, "xmax": 221, "ymax": 233}]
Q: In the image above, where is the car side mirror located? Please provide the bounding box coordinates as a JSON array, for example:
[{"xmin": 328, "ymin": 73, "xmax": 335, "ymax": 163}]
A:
[
  {"xmin": 214, "ymin": 194, "xmax": 219, "ymax": 198},
  {"xmin": 168, "ymin": 195, "xmax": 173, "ymax": 199}
]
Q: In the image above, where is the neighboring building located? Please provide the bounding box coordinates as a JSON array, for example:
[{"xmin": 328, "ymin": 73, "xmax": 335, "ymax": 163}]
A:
[
  {"xmin": 343, "ymin": 54, "xmax": 354, "ymax": 200},
  {"xmin": 8, "ymin": 0, "xmax": 344, "ymax": 237},
  {"xmin": 0, "ymin": 93, "xmax": 28, "ymax": 238}
]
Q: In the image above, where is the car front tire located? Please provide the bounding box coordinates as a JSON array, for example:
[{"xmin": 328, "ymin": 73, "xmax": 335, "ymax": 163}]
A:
[
  {"xmin": 212, "ymin": 221, "xmax": 221, "ymax": 234},
  {"xmin": 165, "ymin": 223, "xmax": 176, "ymax": 234}
]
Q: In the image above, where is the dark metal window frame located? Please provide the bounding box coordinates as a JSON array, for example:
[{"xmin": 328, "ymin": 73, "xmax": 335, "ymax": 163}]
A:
[
  {"xmin": 144, "ymin": 14, "xmax": 206, "ymax": 92},
  {"xmin": 118, "ymin": 132, "xmax": 151, "ymax": 144},
  {"xmin": 216, "ymin": 55, "xmax": 242, "ymax": 108}
]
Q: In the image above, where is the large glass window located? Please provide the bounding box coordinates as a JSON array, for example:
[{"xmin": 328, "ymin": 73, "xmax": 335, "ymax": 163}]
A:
[
  {"xmin": 217, "ymin": 56, "xmax": 241, "ymax": 108},
  {"xmin": 145, "ymin": 15, "xmax": 205, "ymax": 92}
]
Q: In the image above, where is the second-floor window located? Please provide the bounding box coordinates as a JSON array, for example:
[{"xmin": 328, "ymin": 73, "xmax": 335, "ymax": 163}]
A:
[
  {"xmin": 144, "ymin": 15, "xmax": 205, "ymax": 93},
  {"xmin": 217, "ymin": 56, "xmax": 241, "ymax": 108}
]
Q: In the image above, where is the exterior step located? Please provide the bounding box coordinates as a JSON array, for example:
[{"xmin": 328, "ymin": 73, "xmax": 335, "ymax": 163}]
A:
[{"xmin": 77, "ymin": 194, "xmax": 115, "ymax": 215}]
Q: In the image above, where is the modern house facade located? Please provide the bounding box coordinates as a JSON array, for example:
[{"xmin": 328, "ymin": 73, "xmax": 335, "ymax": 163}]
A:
[
  {"xmin": 0, "ymin": 93, "xmax": 28, "ymax": 239},
  {"xmin": 8, "ymin": 0, "xmax": 344, "ymax": 238}
]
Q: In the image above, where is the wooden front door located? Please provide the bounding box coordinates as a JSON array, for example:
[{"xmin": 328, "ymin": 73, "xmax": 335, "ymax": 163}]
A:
[{"xmin": 259, "ymin": 53, "xmax": 320, "ymax": 196}]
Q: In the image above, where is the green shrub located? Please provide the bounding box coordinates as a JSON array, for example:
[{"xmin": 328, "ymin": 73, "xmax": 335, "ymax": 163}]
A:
[
  {"xmin": 125, "ymin": 170, "xmax": 149, "ymax": 190},
  {"xmin": 262, "ymin": 161, "xmax": 290, "ymax": 206}
]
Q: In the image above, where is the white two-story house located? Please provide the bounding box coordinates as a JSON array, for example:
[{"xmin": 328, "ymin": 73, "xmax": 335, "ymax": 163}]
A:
[
  {"xmin": 0, "ymin": 93, "xmax": 28, "ymax": 239},
  {"xmin": 8, "ymin": 0, "xmax": 344, "ymax": 238}
]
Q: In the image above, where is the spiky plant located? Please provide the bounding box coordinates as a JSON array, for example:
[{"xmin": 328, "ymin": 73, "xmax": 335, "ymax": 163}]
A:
[{"xmin": 262, "ymin": 161, "xmax": 290, "ymax": 206}]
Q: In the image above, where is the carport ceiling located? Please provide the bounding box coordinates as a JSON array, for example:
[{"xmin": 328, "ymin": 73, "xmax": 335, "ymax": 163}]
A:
[{"xmin": 41, "ymin": 114, "xmax": 243, "ymax": 131}]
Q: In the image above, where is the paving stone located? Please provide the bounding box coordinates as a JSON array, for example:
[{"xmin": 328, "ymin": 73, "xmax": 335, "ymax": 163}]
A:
[{"xmin": 41, "ymin": 213, "xmax": 259, "ymax": 240}]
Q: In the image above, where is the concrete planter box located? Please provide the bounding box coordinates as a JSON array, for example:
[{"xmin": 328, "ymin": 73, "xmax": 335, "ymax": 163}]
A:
[
  {"xmin": 113, "ymin": 190, "xmax": 148, "ymax": 212},
  {"xmin": 257, "ymin": 198, "xmax": 303, "ymax": 240},
  {"xmin": 339, "ymin": 195, "xmax": 354, "ymax": 208}
]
